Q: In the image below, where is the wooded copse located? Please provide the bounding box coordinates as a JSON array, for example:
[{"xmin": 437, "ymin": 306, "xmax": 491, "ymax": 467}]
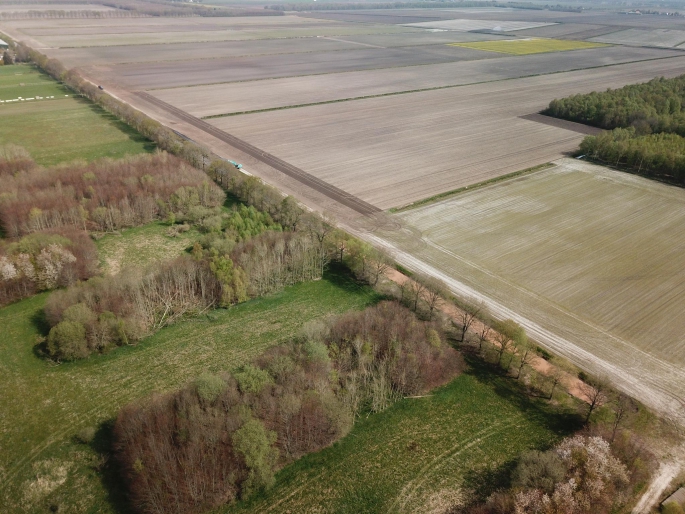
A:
[
  {"xmin": 0, "ymin": 144, "xmax": 35, "ymax": 175},
  {"xmin": 545, "ymin": 75, "xmax": 685, "ymax": 183},
  {"xmin": 546, "ymin": 76, "xmax": 685, "ymax": 135},
  {"xmin": 0, "ymin": 152, "xmax": 225, "ymax": 237},
  {"xmin": 464, "ymin": 433, "xmax": 654, "ymax": 514},
  {"xmin": 0, "ymin": 227, "xmax": 98, "ymax": 306},
  {"xmin": 112, "ymin": 301, "xmax": 463, "ymax": 514},
  {"xmin": 579, "ymin": 128, "xmax": 685, "ymax": 183}
]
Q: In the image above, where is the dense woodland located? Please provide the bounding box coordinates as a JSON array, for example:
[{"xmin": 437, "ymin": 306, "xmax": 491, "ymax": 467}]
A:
[
  {"xmin": 113, "ymin": 301, "xmax": 464, "ymax": 514},
  {"xmin": 0, "ymin": 152, "xmax": 225, "ymax": 237},
  {"xmin": 545, "ymin": 75, "xmax": 685, "ymax": 183}
]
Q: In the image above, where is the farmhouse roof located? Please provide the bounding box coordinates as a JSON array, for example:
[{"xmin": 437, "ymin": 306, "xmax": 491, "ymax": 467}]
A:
[
  {"xmin": 663, "ymin": 487, "xmax": 685, "ymax": 507},
  {"xmin": 0, "ymin": 39, "xmax": 8, "ymax": 47}
]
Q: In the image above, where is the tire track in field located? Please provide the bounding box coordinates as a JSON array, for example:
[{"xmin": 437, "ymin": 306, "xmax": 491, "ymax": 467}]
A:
[
  {"xmin": 133, "ymin": 91, "xmax": 381, "ymax": 217},
  {"xmin": 389, "ymin": 419, "xmax": 516, "ymax": 513}
]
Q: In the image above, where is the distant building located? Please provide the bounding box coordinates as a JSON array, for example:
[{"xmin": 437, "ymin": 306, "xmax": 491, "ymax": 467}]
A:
[
  {"xmin": 0, "ymin": 39, "xmax": 9, "ymax": 50},
  {"xmin": 663, "ymin": 487, "xmax": 685, "ymax": 509}
]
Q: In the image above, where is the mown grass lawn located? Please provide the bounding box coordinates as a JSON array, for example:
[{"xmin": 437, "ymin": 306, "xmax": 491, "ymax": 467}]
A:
[
  {"xmin": 224, "ymin": 360, "xmax": 580, "ymax": 514},
  {"xmin": 0, "ymin": 267, "xmax": 381, "ymax": 514},
  {"xmin": 0, "ymin": 64, "xmax": 154, "ymax": 165},
  {"xmin": 449, "ymin": 38, "xmax": 609, "ymax": 55}
]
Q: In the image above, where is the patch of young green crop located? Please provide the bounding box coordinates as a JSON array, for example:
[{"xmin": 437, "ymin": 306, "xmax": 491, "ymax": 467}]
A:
[
  {"xmin": 0, "ymin": 64, "xmax": 154, "ymax": 165},
  {"xmin": 226, "ymin": 360, "xmax": 579, "ymax": 514},
  {"xmin": 0, "ymin": 266, "xmax": 381, "ymax": 514}
]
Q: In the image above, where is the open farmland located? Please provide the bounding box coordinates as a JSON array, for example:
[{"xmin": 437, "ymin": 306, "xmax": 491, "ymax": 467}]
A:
[
  {"xmin": 374, "ymin": 159, "xmax": 685, "ymax": 418},
  {"xmin": 152, "ymin": 46, "xmax": 676, "ymax": 117},
  {"xmin": 2, "ymin": 17, "xmax": 420, "ymax": 48},
  {"xmin": 0, "ymin": 270, "xmax": 380, "ymax": 514},
  {"xmin": 46, "ymin": 37, "xmax": 364, "ymax": 67},
  {"xmin": 591, "ymin": 28, "xmax": 685, "ymax": 49},
  {"xmin": 405, "ymin": 18, "xmax": 556, "ymax": 32},
  {"xmin": 224, "ymin": 370, "xmax": 572, "ymax": 514},
  {"xmin": 208, "ymin": 56, "xmax": 685, "ymax": 209},
  {"xmin": 0, "ymin": 65, "xmax": 153, "ymax": 165},
  {"xmin": 87, "ymin": 44, "xmax": 498, "ymax": 90},
  {"xmin": 449, "ymin": 38, "xmax": 609, "ymax": 55}
]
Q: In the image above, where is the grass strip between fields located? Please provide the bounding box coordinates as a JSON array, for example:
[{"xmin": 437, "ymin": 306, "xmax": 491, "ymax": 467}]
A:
[
  {"xmin": 389, "ymin": 163, "xmax": 555, "ymax": 213},
  {"xmin": 198, "ymin": 54, "xmax": 684, "ymax": 120}
]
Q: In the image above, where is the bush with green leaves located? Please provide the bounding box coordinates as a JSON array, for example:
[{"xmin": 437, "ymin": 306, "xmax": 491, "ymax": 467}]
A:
[
  {"xmin": 47, "ymin": 320, "xmax": 88, "ymax": 361},
  {"xmin": 232, "ymin": 419, "xmax": 279, "ymax": 499},
  {"xmin": 195, "ymin": 373, "xmax": 226, "ymax": 404},
  {"xmin": 234, "ymin": 364, "xmax": 273, "ymax": 395}
]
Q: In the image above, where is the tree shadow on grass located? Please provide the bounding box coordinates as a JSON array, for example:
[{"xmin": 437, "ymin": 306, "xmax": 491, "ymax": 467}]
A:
[
  {"xmin": 464, "ymin": 356, "xmax": 583, "ymax": 437},
  {"xmin": 30, "ymin": 306, "xmax": 52, "ymax": 360},
  {"xmin": 462, "ymin": 458, "xmax": 518, "ymax": 503},
  {"xmin": 458, "ymin": 357, "xmax": 583, "ymax": 504},
  {"xmin": 323, "ymin": 262, "xmax": 385, "ymax": 302},
  {"xmin": 90, "ymin": 418, "xmax": 134, "ymax": 514},
  {"xmin": 80, "ymin": 99, "xmax": 156, "ymax": 153}
]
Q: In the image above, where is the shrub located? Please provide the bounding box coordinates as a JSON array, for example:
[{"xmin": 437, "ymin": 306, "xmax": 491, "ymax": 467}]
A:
[
  {"xmin": 47, "ymin": 321, "xmax": 88, "ymax": 361},
  {"xmin": 232, "ymin": 419, "xmax": 279, "ymax": 499},
  {"xmin": 234, "ymin": 364, "xmax": 273, "ymax": 395},
  {"xmin": 512, "ymin": 450, "xmax": 566, "ymax": 494},
  {"xmin": 194, "ymin": 373, "xmax": 226, "ymax": 404}
]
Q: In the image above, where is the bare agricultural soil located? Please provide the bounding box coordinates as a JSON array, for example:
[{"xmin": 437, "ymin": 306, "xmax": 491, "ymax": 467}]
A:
[
  {"xmin": 152, "ymin": 46, "xmax": 677, "ymax": 117},
  {"xmin": 87, "ymin": 44, "xmax": 498, "ymax": 90},
  {"xmin": 209, "ymin": 56, "xmax": 685, "ymax": 210},
  {"xmin": 366, "ymin": 159, "xmax": 685, "ymax": 422},
  {"xmin": 46, "ymin": 37, "xmax": 364, "ymax": 67}
]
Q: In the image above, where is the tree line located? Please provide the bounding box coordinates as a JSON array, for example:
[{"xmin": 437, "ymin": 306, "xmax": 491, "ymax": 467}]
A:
[
  {"xmin": 545, "ymin": 75, "xmax": 685, "ymax": 183},
  {"xmin": 0, "ymin": 152, "xmax": 225, "ymax": 237},
  {"xmin": 112, "ymin": 301, "xmax": 463, "ymax": 514}
]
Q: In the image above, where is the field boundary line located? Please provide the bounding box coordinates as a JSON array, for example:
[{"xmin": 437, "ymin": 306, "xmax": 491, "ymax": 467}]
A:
[
  {"xmin": 193, "ymin": 54, "xmax": 685, "ymax": 118},
  {"xmin": 389, "ymin": 163, "xmax": 555, "ymax": 213}
]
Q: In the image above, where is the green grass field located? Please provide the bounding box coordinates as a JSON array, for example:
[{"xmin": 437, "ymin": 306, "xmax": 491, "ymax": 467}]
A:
[
  {"xmin": 96, "ymin": 222, "xmax": 203, "ymax": 275},
  {"xmin": 0, "ymin": 268, "xmax": 380, "ymax": 514},
  {"xmin": 0, "ymin": 65, "xmax": 154, "ymax": 165},
  {"xmin": 225, "ymin": 362, "xmax": 577, "ymax": 514},
  {"xmin": 448, "ymin": 38, "xmax": 609, "ymax": 55}
]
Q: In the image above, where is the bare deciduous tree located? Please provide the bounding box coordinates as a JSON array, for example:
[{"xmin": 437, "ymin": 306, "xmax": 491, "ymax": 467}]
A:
[
  {"xmin": 579, "ymin": 375, "xmax": 609, "ymax": 424},
  {"xmin": 457, "ymin": 302, "xmax": 481, "ymax": 342},
  {"xmin": 610, "ymin": 392, "xmax": 637, "ymax": 442},
  {"xmin": 422, "ymin": 276, "xmax": 447, "ymax": 320}
]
